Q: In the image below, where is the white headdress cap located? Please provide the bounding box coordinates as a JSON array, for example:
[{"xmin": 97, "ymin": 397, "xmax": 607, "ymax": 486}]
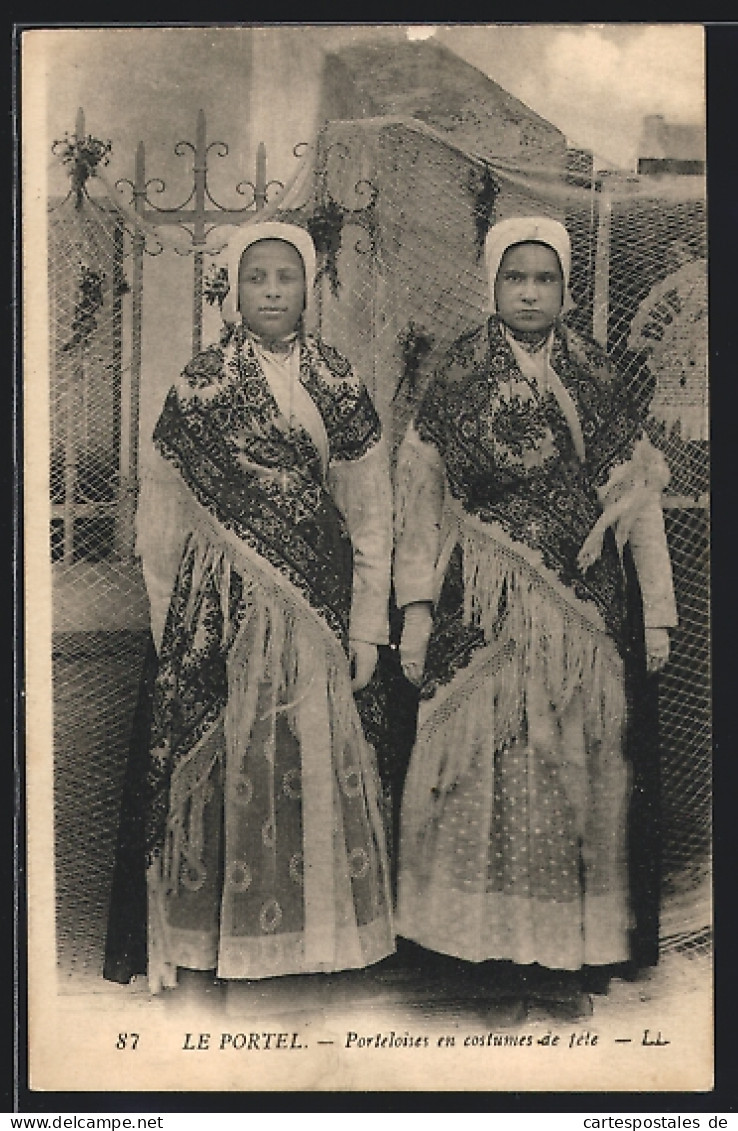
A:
[
  {"xmin": 484, "ymin": 216, "xmax": 574, "ymax": 314},
  {"xmin": 220, "ymin": 220, "xmax": 317, "ymax": 326}
]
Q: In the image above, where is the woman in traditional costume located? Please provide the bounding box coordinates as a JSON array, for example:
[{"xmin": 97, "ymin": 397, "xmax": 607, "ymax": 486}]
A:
[
  {"xmin": 104, "ymin": 221, "xmax": 394, "ymax": 995},
  {"xmin": 393, "ymin": 217, "xmax": 677, "ymax": 1018}
]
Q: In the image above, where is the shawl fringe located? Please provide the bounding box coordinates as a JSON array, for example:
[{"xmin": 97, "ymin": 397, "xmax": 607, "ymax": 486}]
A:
[
  {"xmin": 147, "ymin": 510, "xmax": 387, "ymax": 990},
  {"xmin": 409, "ymin": 504, "xmax": 626, "ymax": 823}
]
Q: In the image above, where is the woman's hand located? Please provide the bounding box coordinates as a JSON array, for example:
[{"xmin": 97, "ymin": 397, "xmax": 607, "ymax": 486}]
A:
[
  {"xmin": 577, "ymin": 524, "xmax": 605, "ymax": 573},
  {"xmin": 645, "ymin": 627, "xmax": 670, "ymax": 673},
  {"xmin": 350, "ymin": 640, "xmax": 378, "ymax": 692},
  {"xmin": 400, "ymin": 602, "xmax": 434, "ymax": 687}
]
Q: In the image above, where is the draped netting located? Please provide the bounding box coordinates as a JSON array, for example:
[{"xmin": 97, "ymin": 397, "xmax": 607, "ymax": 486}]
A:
[
  {"xmin": 48, "ymin": 183, "xmax": 147, "ymax": 985},
  {"xmin": 49, "ymin": 191, "xmax": 132, "ymax": 569}
]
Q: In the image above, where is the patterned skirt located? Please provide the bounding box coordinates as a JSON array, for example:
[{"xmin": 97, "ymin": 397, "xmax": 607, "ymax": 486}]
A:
[
  {"xmin": 145, "ymin": 515, "xmax": 393, "ymax": 991},
  {"xmin": 397, "ymin": 511, "xmax": 630, "ymax": 971}
]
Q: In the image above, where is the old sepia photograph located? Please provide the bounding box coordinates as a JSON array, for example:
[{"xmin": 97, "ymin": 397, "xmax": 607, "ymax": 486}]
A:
[{"xmin": 22, "ymin": 22, "xmax": 710, "ymax": 1094}]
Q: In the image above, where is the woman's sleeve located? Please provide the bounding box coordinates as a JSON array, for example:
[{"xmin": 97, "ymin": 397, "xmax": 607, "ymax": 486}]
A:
[
  {"xmin": 393, "ymin": 421, "xmax": 446, "ymax": 609},
  {"xmin": 137, "ymin": 348, "xmax": 230, "ymax": 649},
  {"xmin": 568, "ymin": 331, "xmax": 678, "ymax": 629},
  {"xmin": 597, "ymin": 435, "xmax": 678, "ymax": 629},
  {"xmin": 328, "ymin": 437, "xmax": 393, "ymax": 646},
  {"xmin": 628, "ymin": 497, "xmax": 678, "ymax": 628},
  {"xmin": 135, "ymin": 446, "xmax": 191, "ymax": 652}
]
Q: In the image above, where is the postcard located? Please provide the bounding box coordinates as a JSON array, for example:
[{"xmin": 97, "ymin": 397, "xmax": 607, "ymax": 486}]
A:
[{"xmin": 22, "ymin": 23, "xmax": 711, "ymax": 1094}]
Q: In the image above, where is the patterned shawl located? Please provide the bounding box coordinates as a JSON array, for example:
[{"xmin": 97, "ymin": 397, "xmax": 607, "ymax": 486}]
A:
[
  {"xmin": 145, "ymin": 328, "xmax": 382, "ymax": 861},
  {"xmin": 414, "ymin": 315, "xmax": 644, "ymax": 653},
  {"xmin": 154, "ymin": 326, "xmax": 382, "ymax": 647}
]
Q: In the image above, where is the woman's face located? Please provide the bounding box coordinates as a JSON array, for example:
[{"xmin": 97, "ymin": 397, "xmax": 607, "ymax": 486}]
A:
[
  {"xmin": 238, "ymin": 239, "xmax": 306, "ymax": 339},
  {"xmin": 494, "ymin": 241, "xmax": 564, "ymax": 333}
]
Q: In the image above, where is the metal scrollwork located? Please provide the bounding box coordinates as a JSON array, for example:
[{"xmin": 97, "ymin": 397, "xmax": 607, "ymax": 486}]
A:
[
  {"xmin": 308, "ymin": 135, "xmax": 380, "ymax": 292},
  {"xmin": 113, "ymin": 177, "xmax": 166, "ymax": 256}
]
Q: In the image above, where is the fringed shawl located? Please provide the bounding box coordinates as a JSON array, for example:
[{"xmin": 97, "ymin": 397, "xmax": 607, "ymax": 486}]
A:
[
  {"xmin": 154, "ymin": 327, "xmax": 382, "ymax": 645},
  {"xmin": 144, "ymin": 329, "xmax": 383, "ymax": 868},
  {"xmin": 412, "ymin": 315, "xmax": 645, "ymax": 650}
]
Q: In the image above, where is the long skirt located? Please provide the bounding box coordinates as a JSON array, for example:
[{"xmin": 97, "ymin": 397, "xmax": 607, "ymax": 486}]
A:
[
  {"xmin": 397, "ymin": 529, "xmax": 632, "ymax": 972},
  {"xmin": 106, "ymin": 525, "xmax": 394, "ymax": 992}
]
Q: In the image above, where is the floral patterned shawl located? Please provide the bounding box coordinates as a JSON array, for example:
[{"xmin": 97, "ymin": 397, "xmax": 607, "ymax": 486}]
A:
[
  {"xmin": 145, "ymin": 326, "xmax": 383, "ymax": 864},
  {"xmin": 413, "ymin": 315, "xmax": 644, "ymax": 656}
]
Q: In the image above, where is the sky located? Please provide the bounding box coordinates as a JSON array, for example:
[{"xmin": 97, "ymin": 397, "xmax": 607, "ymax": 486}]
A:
[{"xmin": 436, "ymin": 23, "xmax": 705, "ymax": 168}]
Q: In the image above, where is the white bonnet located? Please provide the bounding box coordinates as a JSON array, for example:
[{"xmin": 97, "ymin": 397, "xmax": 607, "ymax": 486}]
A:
[
  {"xmin": 220, "ymin": 220, "xmax": 317, "ymax": 326},
  {"xmin": 484, "ymin": 216, "xmax": 575, "ymax": 314}
]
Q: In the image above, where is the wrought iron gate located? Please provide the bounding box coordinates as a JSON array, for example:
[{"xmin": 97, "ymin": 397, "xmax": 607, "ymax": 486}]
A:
[{"xmin": 49, "ymin": 107, "xmax": 293, "ymax": 572}]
